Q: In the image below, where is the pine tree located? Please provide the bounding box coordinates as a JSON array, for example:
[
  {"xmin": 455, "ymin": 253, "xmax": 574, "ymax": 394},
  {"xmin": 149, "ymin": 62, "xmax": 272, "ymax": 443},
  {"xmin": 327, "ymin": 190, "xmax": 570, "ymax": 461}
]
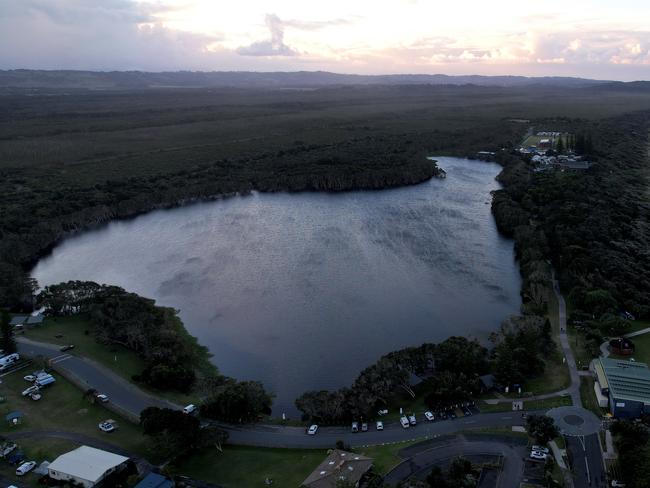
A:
[{"xmin": 556, "ymin": 136, "xmax": 564, "ymax": 154}]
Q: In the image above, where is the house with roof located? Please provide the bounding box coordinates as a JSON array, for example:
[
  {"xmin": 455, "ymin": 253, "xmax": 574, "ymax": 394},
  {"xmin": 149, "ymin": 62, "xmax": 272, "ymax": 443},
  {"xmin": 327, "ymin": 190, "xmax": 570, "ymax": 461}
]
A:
[
  {"xmin": 301, "ymin": 450, "xmax": 373, "ymax": 488},
  {"xmin": 594, "ymin": 358, "xmax": 650, "ymax": 418},
  {"xmin": 47, "ymin": 445, "xmax": 130, "ymax": 487}
]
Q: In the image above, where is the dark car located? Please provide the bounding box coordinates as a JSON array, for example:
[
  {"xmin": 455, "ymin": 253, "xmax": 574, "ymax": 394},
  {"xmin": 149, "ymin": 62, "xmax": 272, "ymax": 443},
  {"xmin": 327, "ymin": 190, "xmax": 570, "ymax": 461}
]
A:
[{"xmin": 60, "ymin": 344, "xmax": 75, "ymax": 352}]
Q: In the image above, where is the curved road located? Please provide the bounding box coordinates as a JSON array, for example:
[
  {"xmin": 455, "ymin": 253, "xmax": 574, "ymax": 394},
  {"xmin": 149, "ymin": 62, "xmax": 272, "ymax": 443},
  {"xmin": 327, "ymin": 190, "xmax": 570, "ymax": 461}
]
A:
[{"xmin": 14, "ymin": 275, "xmax": 582, "ymax": 450}]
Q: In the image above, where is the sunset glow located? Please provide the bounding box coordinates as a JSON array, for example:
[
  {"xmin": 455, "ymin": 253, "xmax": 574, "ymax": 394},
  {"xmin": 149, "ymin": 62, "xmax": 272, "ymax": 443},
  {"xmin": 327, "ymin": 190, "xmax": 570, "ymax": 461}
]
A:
[{"xmin": 1, "ymin": 0, "xmax": 649, "ymax": 79}]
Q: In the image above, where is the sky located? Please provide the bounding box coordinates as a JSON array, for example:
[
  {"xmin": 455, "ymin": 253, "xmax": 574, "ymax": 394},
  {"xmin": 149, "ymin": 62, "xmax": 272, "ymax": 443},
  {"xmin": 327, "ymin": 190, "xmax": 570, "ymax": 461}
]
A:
[{"xmin": 1, "ymin": 0, "xmax": 649, "ymax": 80}]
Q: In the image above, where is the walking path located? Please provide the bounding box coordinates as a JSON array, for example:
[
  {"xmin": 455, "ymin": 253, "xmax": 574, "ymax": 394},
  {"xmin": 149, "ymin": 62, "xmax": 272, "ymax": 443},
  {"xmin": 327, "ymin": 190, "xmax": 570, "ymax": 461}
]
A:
[{"xmin": 551, "ymin": 275, "xmax": 583, "ymax": 408}]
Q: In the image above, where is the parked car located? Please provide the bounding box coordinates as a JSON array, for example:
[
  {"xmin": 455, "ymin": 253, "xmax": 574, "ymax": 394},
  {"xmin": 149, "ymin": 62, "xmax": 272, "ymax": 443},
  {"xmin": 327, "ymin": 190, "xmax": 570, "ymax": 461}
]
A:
[
  {"xmin": 59, "ymin": 344, "xmax": 75, "ymax": 352},
  {"xmin": 95, "ymin": 393, "xmax": 109, "ymax": 403},
  {"xmin": 463, "ymin": 408, "xmax": 472, "ymax": 417},
  {"xmin": 15, "ymin": 460, "xmax": 36, "ymax": 476},
  {"xmin": 376, "ymin": 421, "xmax": 384, "ymax": 431},
  {"xmin": 448, "ymin": 410, "xmax": 457, "ymax": 419},
  {"xmin": 531, "ymin": 445, "xmax": 550, "ymax": 454},
  {"xmin": 307, "ymin": 424, "xmax": 318, "ymax": 435},
  {"xmin": 7, "ymin": 452, "xmax": 25, "ymax": 465},
  {"xmin": 400, "ymin": 416, "xmax": 410, "ymax": 429},
  {"xmin": 23, "ymin": 375, "xmax": 35, "ymax": 382},
  {"xmin": 361, "ymin": 422, "xmax": 368, "ymax": 432},
  {"xmin": 0, "ymin": 443, "xmax": 17, "ymax": 457},
  {"xmin": 21, "ymin": 385, "xmax": 39, "ymax": 397},
  {"xmin": 612, "ymin": 481, "xmax": 626, "ymax": 487},
  {"xmin": 408, "ymin": 414, "xmax": 417, "ymax": 426},
  {"xmin": 424, "ymin": 411, "xmax": 435, "ymax": 421},
  {"xmin": 351, "ymin": 422, "xmax": 359, "ymax": 433},
  {"xmin": 438, "ymin": 411, "xmax": 447, "ymax": 420},
  {"xmin": 182, "ymin": 404, "xmax": 197, "ymax": 415},
  {"xmin": 530, "ymin": 450, "xmax": 547, "ymax": 461},
  {"xmin": 98, "ymin": 421, "xmax": 116, "ymax": 433},
  {"xmin": 30, "ymin": 393, "xmax": 41, "ymax": 401},
  {"xmin": 377, "ymin": 409, "xmax": 388, "ymax": 416}
]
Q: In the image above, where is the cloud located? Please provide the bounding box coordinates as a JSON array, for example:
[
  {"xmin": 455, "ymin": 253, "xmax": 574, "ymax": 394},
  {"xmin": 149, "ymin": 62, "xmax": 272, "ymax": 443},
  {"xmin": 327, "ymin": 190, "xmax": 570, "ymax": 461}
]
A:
[
  {"xmin": 237, "ymin": 14, "xmax": 298, "ymax": 57},
  {"xmin": 0, "ymin": 0, "xmax": 223, "ymax": 70},
  {"xmin": 237, "ymin": 13, "xmax": 353, "ymax": 57}
]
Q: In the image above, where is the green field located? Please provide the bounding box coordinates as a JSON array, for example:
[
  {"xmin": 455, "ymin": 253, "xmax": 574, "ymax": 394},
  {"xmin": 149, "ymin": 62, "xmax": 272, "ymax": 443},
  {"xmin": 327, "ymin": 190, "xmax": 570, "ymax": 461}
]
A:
[
  {"xmin": 172, "ymin": 446, "xmax": 327, "ymax": 488},
  {"xmin": 580, "ymin": 376, "xmax": 605, "ymax": 418},
  {"xmin": 0, "ymin": 368, "xmax": 148, "ymax": 457},
  {"xmin": 22, "ymin": 315, "xmax": 198, "ymax": 406}
]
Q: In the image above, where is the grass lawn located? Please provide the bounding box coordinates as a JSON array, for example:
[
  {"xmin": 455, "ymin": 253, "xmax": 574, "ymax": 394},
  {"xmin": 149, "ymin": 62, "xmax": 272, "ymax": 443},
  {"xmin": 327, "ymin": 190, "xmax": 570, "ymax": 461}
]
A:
[
  {"xmin": 0, "ymin": 368, "xmax": 148, "ymax": 458},
  {"xmin": 0, "ymin": 438, "xmax": 80, "ymax": 488},
  {"xmin": 566, "ymin": 326, "xmax": 594, "ymax": 369},
  {"xmin": 355, "ymin": 439, "xmax": 422, "ymax": 474},
  {"xmin": 579, "ymin": 377, "xmax": 606, "ymax": 418},
  {"xmin": 172, "ymin": 446, "xmax": 327, "ymax": 488},
  {"xmin": 22, "ymin": 315, "xmax": 197, "ymax": 406}
]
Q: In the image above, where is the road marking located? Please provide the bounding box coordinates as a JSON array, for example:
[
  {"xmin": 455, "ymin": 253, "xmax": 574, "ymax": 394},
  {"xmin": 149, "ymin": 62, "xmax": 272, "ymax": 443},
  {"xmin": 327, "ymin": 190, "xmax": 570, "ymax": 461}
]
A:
[{"xmin": 50, "ymin": 354, "xmax": 71, "ymax": 364}]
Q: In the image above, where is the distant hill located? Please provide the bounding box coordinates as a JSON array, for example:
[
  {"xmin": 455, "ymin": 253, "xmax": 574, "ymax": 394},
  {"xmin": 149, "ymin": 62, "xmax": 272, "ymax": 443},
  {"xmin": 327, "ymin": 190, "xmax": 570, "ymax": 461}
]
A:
[{"xmin": 0, "ymin": 69, "xmax": 616, "ymax": 90}]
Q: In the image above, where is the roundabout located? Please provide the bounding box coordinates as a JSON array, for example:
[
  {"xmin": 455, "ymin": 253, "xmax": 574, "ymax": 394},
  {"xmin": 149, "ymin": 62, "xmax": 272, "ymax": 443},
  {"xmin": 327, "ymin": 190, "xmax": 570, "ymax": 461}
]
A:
[{"xmin": 546, "ymin": 406, "xmax": 601, "ymax": 437}]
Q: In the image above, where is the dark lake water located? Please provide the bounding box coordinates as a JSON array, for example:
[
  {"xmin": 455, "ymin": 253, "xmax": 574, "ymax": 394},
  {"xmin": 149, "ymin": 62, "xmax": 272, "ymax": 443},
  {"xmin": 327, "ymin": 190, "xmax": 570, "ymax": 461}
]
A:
[{"xmin": 32, "ymin": 157, "xmax": 521, "ymax": 414}]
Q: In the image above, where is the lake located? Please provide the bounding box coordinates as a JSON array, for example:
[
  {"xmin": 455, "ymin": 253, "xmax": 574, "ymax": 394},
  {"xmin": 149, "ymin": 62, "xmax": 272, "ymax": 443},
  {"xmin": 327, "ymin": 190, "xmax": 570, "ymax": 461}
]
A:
[{"xmin": 32, "ymin": 157, "xmax": 521, "ymax": 415}]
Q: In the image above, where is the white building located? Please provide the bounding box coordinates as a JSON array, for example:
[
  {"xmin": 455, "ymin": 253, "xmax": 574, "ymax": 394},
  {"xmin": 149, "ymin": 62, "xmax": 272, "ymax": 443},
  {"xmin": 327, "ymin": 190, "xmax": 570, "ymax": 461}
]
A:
[{"xmin": 48, "ymin": 445, "xmax": 129, "ymax": 487}]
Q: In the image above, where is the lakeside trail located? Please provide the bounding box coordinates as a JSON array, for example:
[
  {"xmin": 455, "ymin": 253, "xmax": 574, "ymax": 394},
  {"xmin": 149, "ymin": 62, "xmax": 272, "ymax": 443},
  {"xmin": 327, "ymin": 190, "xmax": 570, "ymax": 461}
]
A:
[{"xmin": 485, "ymin": 272, "xmax": 582, "ymax": 407}]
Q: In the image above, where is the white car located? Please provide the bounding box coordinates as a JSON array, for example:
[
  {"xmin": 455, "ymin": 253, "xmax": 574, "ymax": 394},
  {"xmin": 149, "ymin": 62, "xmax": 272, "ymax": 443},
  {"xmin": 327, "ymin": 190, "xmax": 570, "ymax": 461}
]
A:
[
  {"xmin": 376, "ymin": 421, "xmax": 384, "ymax": 430},
  {"xmin": 182, "ymin": 404, "xmax": 197, "ymax": 415},
  {"xmin": 408, "ymin": 414, "xmax": 417, "ymax": 426},
  {"xmin": 30, "ymin": 393, "xmax": 42, "ymax": 401},
  {"xmin": 15, "ymin": 460, "xmax": 36, "ymax": 476},
  {"xmin": 95, "ymin": 394, "xmax": 109, "ymax": 403},
  {"xmin": 0, "ymin": 443, "xmax": 17, "ymax": 457},
  {"xmin": 531, "ymin": 445, "xmax": 549, "ymax": 454},
  {"xmin": 98, "ymin": 421, "xmax": 115, "ymax": 433},
  {"xmin": 424, "ymin": 411, "xmax": 435, "ymax": 421},
  {"xmin": 400, "ymin": 416, "xmax": 410, "ymax": 428},
  {"xmin": 377, "ymin": 409, "xmax": 388, "ymax": 416},
  {"xmin": 307, "ymin": 425, "xmax": 318, "ymax": 435},
  {"xmin": 351, "ymin": 422, "xmax": 359, "ymax": 433},
  {"xmin": 23, "ymin": 375, "xmax": 36, "ymax": 382},
  {"xmin": 611, "ymin": 481, "xmax": 626, "ymax": 487},
  {"xmin": 21, "ymin": 385, "xmax": 39, "ymax": 397},
  {"xmin": 530, "ymin": 450, "xmax": 547, "ymax": 460}
]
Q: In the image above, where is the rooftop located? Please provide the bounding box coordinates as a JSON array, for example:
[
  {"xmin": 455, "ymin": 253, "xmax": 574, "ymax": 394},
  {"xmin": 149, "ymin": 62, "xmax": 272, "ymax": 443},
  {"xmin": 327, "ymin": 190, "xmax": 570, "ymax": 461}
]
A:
[
  {"xmin": 599, "ymin": 358, "xmax": 650, "ymax": 404},
  {"xmin": 48, "ymin": 445, "xmax": 129, "ymax": 483},
  {"xmin": 302, "ymin": 450, "xmax": 373, "ymax": 488}
]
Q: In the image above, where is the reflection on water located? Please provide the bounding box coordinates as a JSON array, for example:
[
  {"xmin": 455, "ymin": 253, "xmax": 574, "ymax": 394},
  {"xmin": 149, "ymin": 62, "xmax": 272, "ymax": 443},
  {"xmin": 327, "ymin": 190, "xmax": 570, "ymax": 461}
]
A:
[{"xmin": 33, "ymin": 157, "xmax": 521, "ymax": 414}]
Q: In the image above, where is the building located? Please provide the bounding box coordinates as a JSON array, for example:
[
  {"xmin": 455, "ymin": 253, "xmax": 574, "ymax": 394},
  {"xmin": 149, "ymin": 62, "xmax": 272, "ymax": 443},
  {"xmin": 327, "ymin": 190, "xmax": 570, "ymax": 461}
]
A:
[
  {"xmin": 301, "ymin": 450, "xmax": 373, "ymax": 488},
  {"xmin": 594, "ymin": 358, "xmax": 650, "ymax": 418},
  {"xmin": 48, "ymin": 445, "xmax": 129, "ymax": 487},
  {"xmin": 134, "ymin": 472, "xmax": 174, "ymax": 488},
  {"xmin": 609, "ymin": 338, "xmax": 635, "ymax": 356}
]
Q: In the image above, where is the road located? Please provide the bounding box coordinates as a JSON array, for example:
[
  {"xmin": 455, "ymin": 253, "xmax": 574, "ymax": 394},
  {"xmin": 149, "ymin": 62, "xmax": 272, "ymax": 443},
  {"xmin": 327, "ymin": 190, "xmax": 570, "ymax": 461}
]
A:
[
  {"xmin": 566, "ymin": 434, "xmax": 606, "ymax": 488},
  {"xmin": 16, "ymin": 337, "xmax": 175, "ymax": 421},
  {"xmin": 15, "ymin": 337, "xmax": 539, "ymax": 448}
]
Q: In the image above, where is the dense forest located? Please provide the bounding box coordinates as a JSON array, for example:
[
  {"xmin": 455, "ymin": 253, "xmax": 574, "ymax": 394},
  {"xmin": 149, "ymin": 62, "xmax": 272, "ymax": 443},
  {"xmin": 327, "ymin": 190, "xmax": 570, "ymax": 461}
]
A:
[
  {"xmin": 4, "ymin": 84, "xmax": 650, "ymax": 310},
  {"xmin": 492, "ymin": 110, "xmax": 650, "ymax": 323}
]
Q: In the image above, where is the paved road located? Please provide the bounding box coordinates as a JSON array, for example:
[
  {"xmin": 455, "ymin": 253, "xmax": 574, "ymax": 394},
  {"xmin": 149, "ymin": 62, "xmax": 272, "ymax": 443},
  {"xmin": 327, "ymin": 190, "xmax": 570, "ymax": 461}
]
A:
[
  {"xmin": 383, "ymin": 435, "xmax": 527, "ymax": 488},
  {"xmin": 15, "ymin": 337, "xmax": 540, "ymax": 448},
  {"xmin": 566, "ymin": 434, "xmax": 606, "ymax": 488},
  {"xmin": 552, "ymin": 275, "xmax": 582, "ymax": 408},
  {"xmin": 16, "ymin": 337, "xmax": 176, "ymax": 421}
]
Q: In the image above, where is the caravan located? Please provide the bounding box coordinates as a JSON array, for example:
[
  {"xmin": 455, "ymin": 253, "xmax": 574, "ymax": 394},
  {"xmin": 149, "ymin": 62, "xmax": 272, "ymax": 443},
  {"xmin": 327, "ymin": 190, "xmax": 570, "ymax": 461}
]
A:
[{"xmin": 0, "ymin": 353, "xmax": 19, "ymax": 371}]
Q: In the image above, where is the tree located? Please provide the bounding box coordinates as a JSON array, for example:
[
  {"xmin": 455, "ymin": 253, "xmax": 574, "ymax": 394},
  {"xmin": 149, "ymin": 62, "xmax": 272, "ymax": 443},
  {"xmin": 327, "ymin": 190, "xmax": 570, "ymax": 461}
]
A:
[
  {"xmin": 435, "ymin": 336, "xmax": 488, "ymax": 376},
  {"xmin": 200, "ymin": 380, "xmax": 273, "ymax": 423},
  {"xmin": 1, "ymin": 310, "xmax": 16, "ymax": 354},
  {"xmin": 526, "ymin": 415, "xmax": 559, "ymax": 444},
  {"xmin": 556, "ymin": 136, "xmax": 564, "ymax": 154},
  {"xmin": 140, "ymin": 407, "xmax": 202, "ymax": 460}
]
